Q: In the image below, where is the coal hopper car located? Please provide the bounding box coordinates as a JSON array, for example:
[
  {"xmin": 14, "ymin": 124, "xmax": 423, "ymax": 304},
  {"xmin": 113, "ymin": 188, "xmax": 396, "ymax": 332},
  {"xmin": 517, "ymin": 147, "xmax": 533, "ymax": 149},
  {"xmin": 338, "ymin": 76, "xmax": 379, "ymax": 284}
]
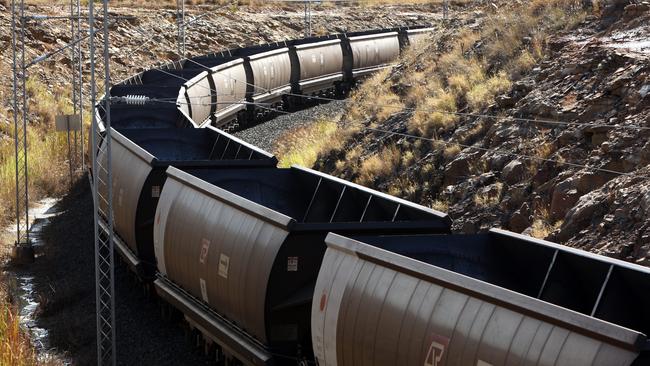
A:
[
  {"xmin": 343, "ymin": 32, "xmax": 400, "ymax": 81},
  {"xmin": 153, "ymin": 165, "xmax": 452, "ymax": 365},
  {"xmin": 313, "ymin": 230, "xmax": 650, "ymax": 366},
  {"xmin": 96, "ymin": 127, "xmax": 277, "ymax": 280}
]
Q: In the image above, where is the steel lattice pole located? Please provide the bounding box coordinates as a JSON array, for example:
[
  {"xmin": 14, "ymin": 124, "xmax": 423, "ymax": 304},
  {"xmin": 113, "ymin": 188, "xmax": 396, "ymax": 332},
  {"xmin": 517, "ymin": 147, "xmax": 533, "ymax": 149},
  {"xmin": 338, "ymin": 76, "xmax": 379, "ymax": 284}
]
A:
[
  {"xmin": 177, "ymin": 0, "xmax": 185, "ymax": 58},
  {"xmin": 70, "ymin": 0, "xmax": 76, "ymax": 162},
  {"xmin": 77, "ymin": 0, "xmax": 84, "ymax": 168},
  {"xmin": 11, "ymin": 0, "xmax": 19, "ymax": 245},
  {"xmin": 90, "ymin": 0, "xmax": 116, "ymax": 363},
  {"xmin": 20, "ymin": 0, "xmax": 28, "ymax": 245},
  {"xmin": 12, "ymin": 0, "xmax": 30, "ymax": 247}
]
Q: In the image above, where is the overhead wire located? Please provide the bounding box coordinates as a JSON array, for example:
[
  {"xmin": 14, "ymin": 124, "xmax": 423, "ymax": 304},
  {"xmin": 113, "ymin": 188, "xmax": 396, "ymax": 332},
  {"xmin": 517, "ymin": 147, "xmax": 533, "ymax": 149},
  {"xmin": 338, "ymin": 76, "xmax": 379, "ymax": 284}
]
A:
[
  {"xmin": 159, "ymin": 85, "xmax": 650, "ymax": 181},
  {"xmin": 277, "ymin": 90, "xmax": 650, "ymax": 132}
]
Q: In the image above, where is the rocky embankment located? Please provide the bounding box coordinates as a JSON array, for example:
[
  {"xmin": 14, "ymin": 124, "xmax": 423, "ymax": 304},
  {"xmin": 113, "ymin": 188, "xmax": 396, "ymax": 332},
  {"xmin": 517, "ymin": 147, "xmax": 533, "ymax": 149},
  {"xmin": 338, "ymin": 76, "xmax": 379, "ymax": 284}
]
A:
[{"xmin": 315, "ymin": 1, "xmax": 650, "ymax": 264}]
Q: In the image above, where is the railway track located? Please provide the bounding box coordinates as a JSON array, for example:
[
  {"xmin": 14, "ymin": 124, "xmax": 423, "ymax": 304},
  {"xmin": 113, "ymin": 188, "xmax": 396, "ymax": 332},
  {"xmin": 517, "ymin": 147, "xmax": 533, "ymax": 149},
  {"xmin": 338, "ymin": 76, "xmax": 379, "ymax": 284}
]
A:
[{"xmin": 91, "ymin": 25, "xmax": 650, "ymax": 366}]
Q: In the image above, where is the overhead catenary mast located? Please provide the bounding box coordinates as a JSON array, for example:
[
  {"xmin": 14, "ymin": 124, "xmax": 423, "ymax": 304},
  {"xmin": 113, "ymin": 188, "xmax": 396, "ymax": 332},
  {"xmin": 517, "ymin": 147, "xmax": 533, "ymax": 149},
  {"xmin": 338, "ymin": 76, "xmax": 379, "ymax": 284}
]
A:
[
  {"xmin": 89, "ymin": 0, "xmax": 116, "ymax": 363},
  {"xmin": 11, "ymin": 0, "xmax": 32, "ymax": 264}
]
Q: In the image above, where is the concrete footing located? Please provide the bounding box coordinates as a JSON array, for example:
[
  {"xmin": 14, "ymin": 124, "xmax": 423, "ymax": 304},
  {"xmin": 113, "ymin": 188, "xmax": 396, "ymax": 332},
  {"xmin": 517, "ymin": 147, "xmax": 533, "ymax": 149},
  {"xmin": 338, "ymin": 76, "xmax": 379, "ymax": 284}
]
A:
[{"xmin": 12, "ymin": 244, "xmax": 35, "ymax": 265}]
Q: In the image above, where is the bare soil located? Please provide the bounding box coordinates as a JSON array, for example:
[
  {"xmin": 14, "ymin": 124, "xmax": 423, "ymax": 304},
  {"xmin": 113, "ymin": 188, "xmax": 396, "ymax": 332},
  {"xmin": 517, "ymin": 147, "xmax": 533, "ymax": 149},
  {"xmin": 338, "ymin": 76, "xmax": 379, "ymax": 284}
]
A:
[{"xmin": 34, "ymin": 177, "xmax": 212, "ymax": 365}]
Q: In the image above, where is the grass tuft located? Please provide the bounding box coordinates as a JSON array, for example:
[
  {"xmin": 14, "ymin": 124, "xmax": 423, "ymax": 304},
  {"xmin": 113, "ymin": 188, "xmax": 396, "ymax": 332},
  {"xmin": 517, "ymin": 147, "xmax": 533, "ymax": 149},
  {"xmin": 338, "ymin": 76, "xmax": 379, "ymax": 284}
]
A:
[{"xmin": 275, "ymin": 119, "xmax": 340, "ymax": 168}]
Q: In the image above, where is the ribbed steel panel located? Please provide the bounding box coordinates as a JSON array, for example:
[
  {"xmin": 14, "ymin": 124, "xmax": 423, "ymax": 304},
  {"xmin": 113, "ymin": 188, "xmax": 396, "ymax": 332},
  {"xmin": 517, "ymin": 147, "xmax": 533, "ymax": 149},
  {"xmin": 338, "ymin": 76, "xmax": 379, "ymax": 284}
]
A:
[
  {"xmin": 98, "ymin": 129, "xmax": 154, "ymax": 257},
  {"xmin": 248, "ymin": 48, "xmax": 292, "ymax": 101},
  {"xmin": 154, "ymin": 167, "xmax": 293, "ymax": 343},
  {"xmin": 406, "ymin": 27, "xmax": 435, "ymax": 47},
  {"xmin": 313, "ymin": 233, "xmax": 645, "ymax": 366},
  {"xmin": 184, "ymin": 71, "xmax": 212, "ymax": 125},
  {"xmin": 212, "ymin": 59, "xmax": 248, "ymax": 124},
  {"xmin": 294, "ymin": 40, "xmax": 343, "ymax": 92},
  {"xmin": 348, "ymin": 32, "xmax": 399, "ymax": 76}
]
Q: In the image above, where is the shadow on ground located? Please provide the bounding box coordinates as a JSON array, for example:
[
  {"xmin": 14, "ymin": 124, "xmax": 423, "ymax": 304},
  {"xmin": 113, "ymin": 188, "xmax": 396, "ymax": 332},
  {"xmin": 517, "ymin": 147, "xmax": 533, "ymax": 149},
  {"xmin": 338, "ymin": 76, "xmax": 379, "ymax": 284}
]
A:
[{"xmin": 34, "ymin": 175, "xmax": 211, "ymax": 365}]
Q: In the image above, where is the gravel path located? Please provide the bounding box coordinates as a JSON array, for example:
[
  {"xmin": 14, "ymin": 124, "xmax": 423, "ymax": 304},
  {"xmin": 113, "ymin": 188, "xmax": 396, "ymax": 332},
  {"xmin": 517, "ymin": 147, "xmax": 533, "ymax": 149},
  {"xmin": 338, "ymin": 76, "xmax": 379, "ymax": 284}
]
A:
[
  {"xmin": 34, "ymin": 178, "xmax": 212, "ymax": 366},
  {"xmin": 234, "ymin": 100, "xmax": 346, "ymax": 152}
]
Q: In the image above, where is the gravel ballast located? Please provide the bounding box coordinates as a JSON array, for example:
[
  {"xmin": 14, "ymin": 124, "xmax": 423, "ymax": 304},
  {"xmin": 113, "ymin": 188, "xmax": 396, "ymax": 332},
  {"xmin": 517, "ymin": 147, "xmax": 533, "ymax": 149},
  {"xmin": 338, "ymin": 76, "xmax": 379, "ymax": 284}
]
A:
[
  {"xmin": 35, "ymin": 178, "xmax": 212, "ymax": 366},
  {"xmin": 234, "ymin": 100, "xmax": 346, "ymax": 152}
]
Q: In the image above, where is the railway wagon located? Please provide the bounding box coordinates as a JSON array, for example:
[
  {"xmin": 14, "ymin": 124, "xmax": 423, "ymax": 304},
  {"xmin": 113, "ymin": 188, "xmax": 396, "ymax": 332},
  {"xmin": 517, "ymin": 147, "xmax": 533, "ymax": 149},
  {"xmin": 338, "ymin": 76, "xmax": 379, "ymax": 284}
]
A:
[
  {"xmin": 404, "ymin": 27, "xmax": 436, "ymax": 47},
  {"xmin": 289, "ymin": 39, "xmax": 344, "ymax": 97},
  {"xmin": 179, "ymin": 59, "xmax": 249, "ymax": 127},
  {"xmin": 97, "ymin": 127, "xmax": 277, "ymax": 279},
  {"xmin": 343, "ymin": 32, "xmax": 401, "ymax": 80},
  {"xmin": 153, "ymin": 165, "xmax": 452, "ymax": 365},
  {"xmin": 313, "ymin": 230, "xmax": 650, "ymax": 366},
  {"xmin": 246, "ymin": 47, "xmax": 293, "ymax": 118}
]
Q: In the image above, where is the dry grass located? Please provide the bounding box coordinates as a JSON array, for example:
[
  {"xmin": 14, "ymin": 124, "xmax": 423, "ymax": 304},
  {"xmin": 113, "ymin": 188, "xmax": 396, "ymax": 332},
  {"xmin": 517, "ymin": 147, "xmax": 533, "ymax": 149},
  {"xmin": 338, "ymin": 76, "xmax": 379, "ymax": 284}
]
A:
[
  {"xmin": 275, "ymin": 118, "xmax": 340, "ymax": 168},
  {"xmin": 530, "ymin": 207, "xmax": 563, "ymax": 239},
  {"xmin": 357, "ymin": 145, "xmax": 402, "ymax": 186},
  {"xmin": 0, "ymin": 76, "xmax": 80, "ymax": 229},
  {"xmin": 466, "ymin": 71, "xmax": 511, "ymax": 111},
  {"xmin": 431, "ymin": 199, "xmax": 449, "ymax": 212},
  {"xmin": 408, "ymin": 91, "xmax": 458, "ymax": 137},
  {"xmin": 473, "ymin": 182, "xmax": 504, "ymax": 207},
  {"xmin": 319, "ymin": 0, "xmax": 587, "ymax": 189},
  {"xmin": 348, "ymin": 69, "xmax": 404, "ymax": 124},
  {"xmin": 0, "ymin": 307, "xmax": 39, "ymax": 366}
]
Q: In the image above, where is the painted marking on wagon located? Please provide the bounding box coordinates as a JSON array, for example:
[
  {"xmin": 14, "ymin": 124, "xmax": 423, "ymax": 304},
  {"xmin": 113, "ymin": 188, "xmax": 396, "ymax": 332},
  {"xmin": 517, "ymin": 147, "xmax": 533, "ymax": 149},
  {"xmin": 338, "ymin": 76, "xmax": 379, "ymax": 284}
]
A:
[
  {"xmin": 319, "ymin": 292, "xmax": 327, "ymax": 312},
  {"xmin": 287, "ymin": 256, "xmax": 298, "ymax": 271},
  {"xmin": 199, "ymin": 238, "xmax": 210, "ymax": 264},
  {"xmin": 199, "ymin": 278, "xmax": 209, "ymax": 303},
  {"xmin": 424, "ymin": 334, "xmax": 449, "ymax": 366},
  {"xmin": 218, "ymin": 253, "xmax": 230, "ymax": 279}
]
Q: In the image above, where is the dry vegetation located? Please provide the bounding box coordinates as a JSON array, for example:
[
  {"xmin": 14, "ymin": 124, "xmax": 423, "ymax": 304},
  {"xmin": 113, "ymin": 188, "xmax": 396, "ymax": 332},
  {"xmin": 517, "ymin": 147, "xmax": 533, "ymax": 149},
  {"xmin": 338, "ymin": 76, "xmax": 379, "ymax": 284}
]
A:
[
  {"xmin": 16, "ymin": 0, "xmax": 470, "ymax": 8},
  {"xmin": 0, "ymin": 76, "xmax": 80, "ymax": 230},
  {"xmin": 278, "ymin": 0, "xmax": 586, "ymax": 212},
  {"xmin": 275, "ymin": 118, "xmax": 341, "ymax": 168},
  {"xmin": 0, "ymin": 75, "xmax": 74, "ymax": 365},
  {"xmin": 0, "ymin": 307, "xmax": 40, "ymax": 366}
]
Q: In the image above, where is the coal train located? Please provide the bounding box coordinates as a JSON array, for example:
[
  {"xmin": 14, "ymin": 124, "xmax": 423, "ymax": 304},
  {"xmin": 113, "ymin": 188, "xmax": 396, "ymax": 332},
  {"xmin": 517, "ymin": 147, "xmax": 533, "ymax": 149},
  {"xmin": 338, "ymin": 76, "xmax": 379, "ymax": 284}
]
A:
[{"xmin": 92, "ymin": 25, "xmax": 650, "ymax": 366}]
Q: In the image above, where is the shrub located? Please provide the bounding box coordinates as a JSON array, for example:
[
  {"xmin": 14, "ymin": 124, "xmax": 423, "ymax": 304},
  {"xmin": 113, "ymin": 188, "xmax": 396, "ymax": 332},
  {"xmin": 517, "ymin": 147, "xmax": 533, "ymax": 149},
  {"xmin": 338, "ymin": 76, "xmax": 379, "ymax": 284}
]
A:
[
  {"xmin": 356, "ymin": 145, "xmax": 401, "ymax": 186},
  {"xmin": 409, "ymin": 90, "xmax": 458, "ymax": 137}
]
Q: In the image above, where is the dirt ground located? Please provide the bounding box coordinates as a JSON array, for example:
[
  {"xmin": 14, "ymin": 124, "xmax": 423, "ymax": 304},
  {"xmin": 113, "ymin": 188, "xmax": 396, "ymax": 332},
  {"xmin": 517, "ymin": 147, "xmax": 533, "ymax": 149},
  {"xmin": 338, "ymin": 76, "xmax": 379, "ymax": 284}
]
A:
[{"xmin": 33, "ymin": 176, "xmax": 212, "ymax": 365}]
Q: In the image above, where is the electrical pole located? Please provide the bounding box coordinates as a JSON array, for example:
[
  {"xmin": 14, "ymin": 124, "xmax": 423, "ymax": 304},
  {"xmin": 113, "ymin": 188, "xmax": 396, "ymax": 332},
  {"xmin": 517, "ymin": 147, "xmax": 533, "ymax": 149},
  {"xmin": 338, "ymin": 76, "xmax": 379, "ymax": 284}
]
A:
[
  {"xmin": 443, "ymin": 0, "xmax": 449, "ymax": 20},
  {"xmin": 177, "ymin": 0, "xmax": 185, "ymax": 58},
  {"xmin": 78, "ymin": 0, "xmax": 84, "ymax": 168},
  {"xmin": 11, "ymin": 0, "xmax": 32, "ymax": 263},
  {"xmin": 304, "ymin": 1, "xmax": 311, "ymax": 38},
  {"xmin": 90, "ymin": 0, "xmax": 116, "ymax": 363}
]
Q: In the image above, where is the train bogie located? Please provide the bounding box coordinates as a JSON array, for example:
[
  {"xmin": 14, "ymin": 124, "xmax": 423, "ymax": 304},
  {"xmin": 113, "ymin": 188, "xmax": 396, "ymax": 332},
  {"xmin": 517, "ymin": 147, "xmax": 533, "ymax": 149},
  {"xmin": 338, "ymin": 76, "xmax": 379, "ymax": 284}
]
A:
[{"xmin": 313, "ymin": 231, "xmax": 650, "ymax": 366}]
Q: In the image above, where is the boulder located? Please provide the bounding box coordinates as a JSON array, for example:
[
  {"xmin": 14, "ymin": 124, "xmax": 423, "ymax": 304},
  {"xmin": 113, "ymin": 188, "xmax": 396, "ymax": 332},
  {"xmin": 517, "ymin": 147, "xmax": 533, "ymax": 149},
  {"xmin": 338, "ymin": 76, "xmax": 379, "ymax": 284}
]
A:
[
  {"xmin": 509, "ymin": 202, "xmax": 531, "ymax": 233},
  {"xmin": 502, "ymin": 159, "xmax": 526, "ymax": 185},
  {"xmin": 557, "ymin": 192, "xmax": 608, "ymax": 241},
  {"xmin": 550, "ymin": 178, "xmax": 581, "ymax": 220}
]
